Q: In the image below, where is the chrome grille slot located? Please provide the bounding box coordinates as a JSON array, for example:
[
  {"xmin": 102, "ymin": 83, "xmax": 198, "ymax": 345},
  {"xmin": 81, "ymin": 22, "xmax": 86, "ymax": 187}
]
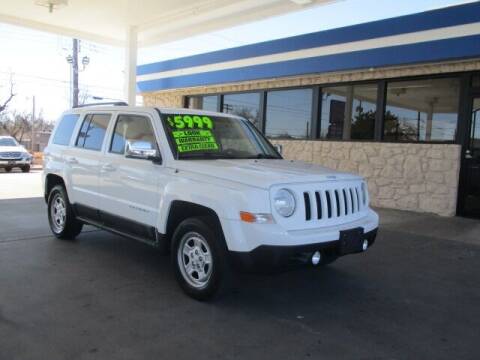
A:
[
  {"xmin": 315, "ymin": 191, "xmax": 322, "ymax": 219},
  {"xmin": 303, "ymin": 192, "xmax": 311, "ymax": 221},
  {"xmin": 342, "ymin": 188, "xmax": 349, "ymax": 215},
  {"xmin": 325, "ymin": 190, "xmax": 332, "ymax": 219}
]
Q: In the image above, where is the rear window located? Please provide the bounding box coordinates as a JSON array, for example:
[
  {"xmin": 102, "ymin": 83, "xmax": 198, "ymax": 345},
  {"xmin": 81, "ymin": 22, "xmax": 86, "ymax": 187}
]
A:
[{"xmin": 52, "ymin": 114, "xmax": 80, "ymax": 146}]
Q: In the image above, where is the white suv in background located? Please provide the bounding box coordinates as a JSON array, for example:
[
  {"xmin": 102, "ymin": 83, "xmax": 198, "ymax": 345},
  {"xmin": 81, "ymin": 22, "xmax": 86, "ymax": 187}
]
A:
[
  {"xmin": 0, "ymin": 136, "xmax": 32, "ymax": 173},
  {"xmin": 43, "ymin": 104, "xmax": 379, "ymax": 300}
]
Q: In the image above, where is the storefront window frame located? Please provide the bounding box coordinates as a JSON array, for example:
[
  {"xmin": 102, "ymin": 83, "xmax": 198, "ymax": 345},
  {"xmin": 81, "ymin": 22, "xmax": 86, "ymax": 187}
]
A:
[{"xmin": 182, "ymin": 72, "xmax": 469, "ymax": 145}]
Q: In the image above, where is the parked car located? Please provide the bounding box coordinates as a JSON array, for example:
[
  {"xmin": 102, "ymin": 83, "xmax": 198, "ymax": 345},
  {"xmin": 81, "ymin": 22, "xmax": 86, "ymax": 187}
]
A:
[
  {"xmin": 0, "ymin": 136, "xmax": 32, "ymax": 172},
  {"xmin": 43, "ymin": 104, "xmax": 379, "ymax": 300}
]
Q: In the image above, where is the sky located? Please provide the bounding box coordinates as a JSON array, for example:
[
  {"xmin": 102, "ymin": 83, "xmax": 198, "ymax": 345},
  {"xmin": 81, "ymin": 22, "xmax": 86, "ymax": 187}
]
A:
[{"xmin": 0, "ymin": 0, "xmax": 475, "ymax": 122}]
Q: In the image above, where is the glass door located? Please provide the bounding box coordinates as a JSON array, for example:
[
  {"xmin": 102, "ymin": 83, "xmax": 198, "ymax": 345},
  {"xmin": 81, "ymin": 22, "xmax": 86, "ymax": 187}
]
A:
[{"xmin": 460, "ymin": 97, "xmax": 480, "ymax": 217}]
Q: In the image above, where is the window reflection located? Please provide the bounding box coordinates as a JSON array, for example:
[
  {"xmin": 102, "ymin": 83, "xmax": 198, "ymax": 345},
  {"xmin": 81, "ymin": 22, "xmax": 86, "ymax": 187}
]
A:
[
  {"xmin": 321, "ymin": 84, "xmax": 377, "ymax": 140},
  {"xmin": 265, "ymin": 88, "xmax": 312, "ymax": 139},
  {"xmin": 187, "ymin": 95, "xmax": 218, "ymax": 111},
  {"xmin": 384, "ymin": 78, "xmax": 459, "ymax": 142},
  {"xmin": 223, "ymin": 93, "xmax": 261, "ymax": 129}
]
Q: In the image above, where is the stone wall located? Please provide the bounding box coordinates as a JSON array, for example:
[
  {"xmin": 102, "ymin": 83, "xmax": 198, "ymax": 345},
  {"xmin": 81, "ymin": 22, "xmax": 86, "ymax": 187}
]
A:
[{"xmin": 271, "ymin": 140, "xmax": 461, "ymax": 216}]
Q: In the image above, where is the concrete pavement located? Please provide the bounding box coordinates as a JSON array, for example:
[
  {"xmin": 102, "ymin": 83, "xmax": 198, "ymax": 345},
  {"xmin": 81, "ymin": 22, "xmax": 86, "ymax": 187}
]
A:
[{"xmin": 0, "ymin": 195, "xmax": 479, "ymax": 359}]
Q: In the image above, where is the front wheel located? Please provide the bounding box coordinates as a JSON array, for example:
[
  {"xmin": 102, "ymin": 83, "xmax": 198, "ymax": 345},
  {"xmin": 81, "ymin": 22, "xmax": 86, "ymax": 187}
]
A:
[
  {"xmin": 171, "ymin": 216, "xmax": 232, "ymax": 301},
  {"xmin": 47, "ymin": 185, "xmax": 83, "ymax": 239},
  {"xmin": 4, "ymin": 167, "xmax": 12, "ymax": 173},
  {"xmin": 21, "ymin": 165, "xmax": 30, "ymax": 173}
]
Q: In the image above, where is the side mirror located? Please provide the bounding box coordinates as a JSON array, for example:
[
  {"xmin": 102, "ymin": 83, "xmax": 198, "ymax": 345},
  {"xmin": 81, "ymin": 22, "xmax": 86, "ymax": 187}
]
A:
[
  {"xmin": 125, "ymin": 140, "xmax": 161, "ymax": 164},
  {"xmin": 274, "ymin": 144, "xmax": 283, "ymax": 155}
]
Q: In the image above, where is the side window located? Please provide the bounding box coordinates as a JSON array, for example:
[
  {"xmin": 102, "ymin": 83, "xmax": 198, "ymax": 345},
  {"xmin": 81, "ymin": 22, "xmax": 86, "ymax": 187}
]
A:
[
  {"xmin": 76, "ymin": 114, "xmax": 111, "ymax": 151},
  {"xmin": 52, "ymin": 114, "xmax": 80, "ymax": 145},
  {"xmin": 110, "ymin": 114, "xmax": 157, "ymax": 155}
]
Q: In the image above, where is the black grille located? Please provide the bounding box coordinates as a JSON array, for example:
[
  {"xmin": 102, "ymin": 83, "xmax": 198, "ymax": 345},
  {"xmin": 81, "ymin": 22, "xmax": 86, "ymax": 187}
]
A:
[{"xmin": 303, "ymin": 185, "xmax": 366, "ymax": 221}]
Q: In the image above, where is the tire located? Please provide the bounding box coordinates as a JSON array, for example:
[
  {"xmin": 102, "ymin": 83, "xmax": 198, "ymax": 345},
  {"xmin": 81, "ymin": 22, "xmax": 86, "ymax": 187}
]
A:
[
  {"xmin": 171, "ymin": 216, "xmax": 232, "ymax": 301},
  {"xmin": 47, "ymin": 185, "xmax": 83, "ymax": 240},
  {"xmin": 21, "ymin": 165, "xmax": 30, "ymax": 173},
  {"xmin": 4, "ymin": 167, "xmax": 12, "ymax": 173}
]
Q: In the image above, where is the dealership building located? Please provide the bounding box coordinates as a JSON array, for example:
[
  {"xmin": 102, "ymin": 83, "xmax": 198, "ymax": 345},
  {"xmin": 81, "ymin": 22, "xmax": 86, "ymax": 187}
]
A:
[{"xmin": 137, "ymin": 2, "xmax": 480, "ymax": 218}]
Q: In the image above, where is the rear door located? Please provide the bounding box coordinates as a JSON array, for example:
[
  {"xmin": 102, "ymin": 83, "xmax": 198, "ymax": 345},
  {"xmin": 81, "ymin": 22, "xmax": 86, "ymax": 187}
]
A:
[
  {"xmin": 98, "ymin": 112, "xmax": 163, "ymax": 232},
  {"xmin": 64, "ymin": 112, "xmax": 112, "ymax": 216}
]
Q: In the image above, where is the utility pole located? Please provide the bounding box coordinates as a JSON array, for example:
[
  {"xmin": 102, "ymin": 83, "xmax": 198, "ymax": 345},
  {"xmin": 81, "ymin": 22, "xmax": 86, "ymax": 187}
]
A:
[
  {"xmin": 66, "ymin": 39, "xmax": 89, "ymax": 108},
  {"xmin": 31, "ymin": 96, "xmax": 35, "ymax": 152},
  {"xmin": 72, "ymin": 38, "xmax": 79, "ymax": 108}
]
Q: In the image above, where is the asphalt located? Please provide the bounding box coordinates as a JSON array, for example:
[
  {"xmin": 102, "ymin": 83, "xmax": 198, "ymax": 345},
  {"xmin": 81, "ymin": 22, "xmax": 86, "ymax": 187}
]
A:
[{"xmin": 0, "ymin": 196, "xmax": 479, "ymax": 360}]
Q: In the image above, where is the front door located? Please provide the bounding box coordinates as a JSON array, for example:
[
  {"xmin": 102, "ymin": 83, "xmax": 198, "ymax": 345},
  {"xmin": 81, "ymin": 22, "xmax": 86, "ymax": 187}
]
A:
[
  {"xmin": 98, "ymin": 113, "xmax": 162, "ymax": 232},
  {"xmin": 459, "ymin": 96, "xmax": 480, "ymax": 218}
]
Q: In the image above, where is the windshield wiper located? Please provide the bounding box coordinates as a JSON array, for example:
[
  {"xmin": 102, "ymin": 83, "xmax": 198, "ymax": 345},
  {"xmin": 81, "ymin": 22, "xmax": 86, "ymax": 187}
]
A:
[
  {"xmin": 247, "ymin": 153, "xmax": 280, "ymax": 159},
  {"xmin": 179, "ymin": 153, "xmax": 239, "ymax": 160}
]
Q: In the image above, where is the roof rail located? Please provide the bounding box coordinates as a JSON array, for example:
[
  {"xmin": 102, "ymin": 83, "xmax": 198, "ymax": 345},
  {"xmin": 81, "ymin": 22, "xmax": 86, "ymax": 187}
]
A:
[{"xmin": 73, "ymin": 101, "xmax": 128, "ymax": 108}]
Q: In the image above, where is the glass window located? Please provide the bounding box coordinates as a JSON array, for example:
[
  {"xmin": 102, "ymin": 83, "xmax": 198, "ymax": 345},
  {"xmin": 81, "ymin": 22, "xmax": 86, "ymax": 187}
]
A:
[
  {"xmin": 265, "ymin": 88, "xmax": 313, "ymax": 139},
  {"xmin": 110, "ymin": 114, "xmax": 157, "ymax": 155},
  {"xmin": 186, "ymin": 95, "xmax": 218, "ymax": 112},
  {"xmin": 223, "ymin": 92, "xmax": 261, "ymax": 129},
  {"xmin": 351, "ymin": 85, "xmax": 377, "ymax": 140},
  {"xmin": 76, "ymin": 114, "xmax": 111, "ymax": 151},
  {"xmin": 384, "ymin": 78, "xmax": 460, "ymax": 142},
  {"xmin": 0, "ymin": 137, "xmax": 18, "ymax": 146},
  {"xmin": 320, "ymin": 84, "xmax": 377, "ymax": 140},
  {"xmin": 161, "ymin": 113, "xmax": 280, "ymax": 160},
  {"xmin": 321, "ymin": 86, "xmax": 347, "ymax": 139},
  {"xmin": 472, "ymin": 74, "xmax": 480, "ymax": 88},
  {"xmin": 52, "ymin": 114, "xmax": 79, "ymax": 146}
]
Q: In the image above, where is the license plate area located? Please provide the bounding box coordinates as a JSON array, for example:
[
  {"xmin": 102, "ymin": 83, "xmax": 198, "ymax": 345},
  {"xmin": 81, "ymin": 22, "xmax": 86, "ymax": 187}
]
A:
[{"xmin": 338, "ymin": 227, "xmax": 364, "ymax": 255}]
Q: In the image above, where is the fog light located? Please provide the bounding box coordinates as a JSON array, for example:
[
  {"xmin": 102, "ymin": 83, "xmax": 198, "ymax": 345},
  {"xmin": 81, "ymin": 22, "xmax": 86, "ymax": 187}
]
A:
[
  {"xmin": 311, "ymin": 251, "xmax": 321, "ymax": 265},
  {"xmin": 362, "ymin": 239, "xmax": 369, "ymax": 251}
]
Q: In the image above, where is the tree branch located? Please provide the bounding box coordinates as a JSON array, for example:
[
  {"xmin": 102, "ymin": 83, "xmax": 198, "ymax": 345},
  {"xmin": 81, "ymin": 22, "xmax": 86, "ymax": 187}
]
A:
[{"xmin": 0, "ymin": 76, "xmax": 16, "ymax": 114}]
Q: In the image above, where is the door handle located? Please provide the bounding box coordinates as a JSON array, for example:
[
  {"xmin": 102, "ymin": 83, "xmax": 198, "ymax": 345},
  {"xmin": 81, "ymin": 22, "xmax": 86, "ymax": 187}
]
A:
[
  {"xmin": 101, "ymin": 163, "xmax": 116, "ymax": 172},
  {"xmin": 66, "ymin": 157, "xmax": 78, "ymax": 164},
  {"xmin": 465, "ymin": 150, "xmax": 473, "ymax": 159}
]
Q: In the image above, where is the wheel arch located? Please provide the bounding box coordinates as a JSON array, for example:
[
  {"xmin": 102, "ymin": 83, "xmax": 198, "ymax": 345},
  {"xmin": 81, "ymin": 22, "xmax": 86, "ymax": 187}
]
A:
[
  {"xmin": 44, "ymin": 173, "xmax": 66, "ymax": 203},
  {"xmin": 164, "ymin": 200, "xmax": 225, "ymax": 248}
]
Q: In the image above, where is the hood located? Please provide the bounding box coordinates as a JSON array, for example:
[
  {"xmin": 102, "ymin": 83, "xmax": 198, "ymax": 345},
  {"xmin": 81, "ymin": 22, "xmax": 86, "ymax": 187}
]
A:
[
  {"xmin": 173, "ymin": 159, "xmax": 361, "ymax": 189},
  {"xmin": 0, "ymin": 145, "xmax": 27, "ymax": 153}
]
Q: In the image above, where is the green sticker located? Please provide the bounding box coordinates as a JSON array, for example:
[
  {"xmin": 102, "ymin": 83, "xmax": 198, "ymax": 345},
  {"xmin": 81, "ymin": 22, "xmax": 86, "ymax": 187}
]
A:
[
  {"xmin": 177, "ymin": 142, "xmax": 219, "ymax": 153},
  {"xmin": 172, "ymin": 128, "xmax": 219, "ymax": 153},
  {"xmin": 167, "ymin": 115, "xmax": 213, "ymax": 130}
]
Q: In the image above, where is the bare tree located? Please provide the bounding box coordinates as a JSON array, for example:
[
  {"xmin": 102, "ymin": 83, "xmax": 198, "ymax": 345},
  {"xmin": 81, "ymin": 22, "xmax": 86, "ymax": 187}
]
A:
[
  {"xmin": 0, "ymin": 110, "xmax": 31, "ymax": 142},
  {"xmin": 0, "ymin": 74, "xmax": 16, "ymax": 115}
]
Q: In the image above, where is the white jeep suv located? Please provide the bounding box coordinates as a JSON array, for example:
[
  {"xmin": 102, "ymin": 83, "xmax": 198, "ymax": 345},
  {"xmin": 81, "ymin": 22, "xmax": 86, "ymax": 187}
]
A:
[{"xmin": 43, "ymin": 104, "xmax": 378, "ymax": 300}]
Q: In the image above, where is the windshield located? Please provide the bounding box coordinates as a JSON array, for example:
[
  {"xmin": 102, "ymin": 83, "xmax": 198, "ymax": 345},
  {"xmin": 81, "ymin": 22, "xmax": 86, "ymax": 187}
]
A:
[
  {"xmin": 0, "ymin": 137, "xmax": 17, "ymax": 147},
  {"xmin": 161, "ymin": 113, "xmax": 282, "ymax": 160}
]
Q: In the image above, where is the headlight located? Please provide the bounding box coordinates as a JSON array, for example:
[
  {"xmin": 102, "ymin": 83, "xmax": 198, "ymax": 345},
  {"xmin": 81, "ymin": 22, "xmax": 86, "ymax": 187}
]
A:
[
  {"xmin": 22, "ymin": 153, "xmax": 32, "ymax": 160},
  {"xmin": 273, "ymin": 188, "xmax": 296, "ymax": 217}
]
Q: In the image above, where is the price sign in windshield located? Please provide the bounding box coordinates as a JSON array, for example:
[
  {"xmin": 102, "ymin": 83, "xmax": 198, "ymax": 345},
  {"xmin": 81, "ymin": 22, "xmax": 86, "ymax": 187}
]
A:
[
  {"xmin": 167, "ymin": 115, "xmax": 213, "ymax": 130},
  {"xmin": 166, "ymin": 115, "xmax": 219, "ymax": 153}
]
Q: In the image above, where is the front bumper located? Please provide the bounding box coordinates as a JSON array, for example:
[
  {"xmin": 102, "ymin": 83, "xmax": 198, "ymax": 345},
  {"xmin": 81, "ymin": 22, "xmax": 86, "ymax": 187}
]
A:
[
  {"xmin": 0, "ymin": 159, "xmax": 32, "ymax": 168},
  {"xmin": 229, "ymin": 228, "xmax": 377, "ymax": 271}
]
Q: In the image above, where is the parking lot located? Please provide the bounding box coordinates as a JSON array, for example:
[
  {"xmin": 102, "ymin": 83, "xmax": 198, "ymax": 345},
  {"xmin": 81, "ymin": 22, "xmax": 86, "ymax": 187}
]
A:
[{"xmin": 0, "ymin": 171, "xmax": 479, "ymax": 360}]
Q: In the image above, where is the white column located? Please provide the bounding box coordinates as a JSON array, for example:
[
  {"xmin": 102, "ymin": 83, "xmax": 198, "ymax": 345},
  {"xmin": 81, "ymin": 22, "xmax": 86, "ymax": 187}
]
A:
[{"xmin": 124, "ymin": 26, "xmax": 138, "ymax": 106}]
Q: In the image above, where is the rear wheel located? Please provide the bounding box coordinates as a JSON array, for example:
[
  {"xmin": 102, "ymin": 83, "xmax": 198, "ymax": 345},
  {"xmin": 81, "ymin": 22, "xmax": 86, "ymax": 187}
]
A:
[
  {"xmin": 21, "ymin": 165, "xmax": 30, "ymax": 173},
  {"xmin": 171, "ymin": 216, "xmax": 232, "ymax": 300},
  {"xmin": 47, "ymin": 185, "xmax": 83, "ymax": 239}
]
